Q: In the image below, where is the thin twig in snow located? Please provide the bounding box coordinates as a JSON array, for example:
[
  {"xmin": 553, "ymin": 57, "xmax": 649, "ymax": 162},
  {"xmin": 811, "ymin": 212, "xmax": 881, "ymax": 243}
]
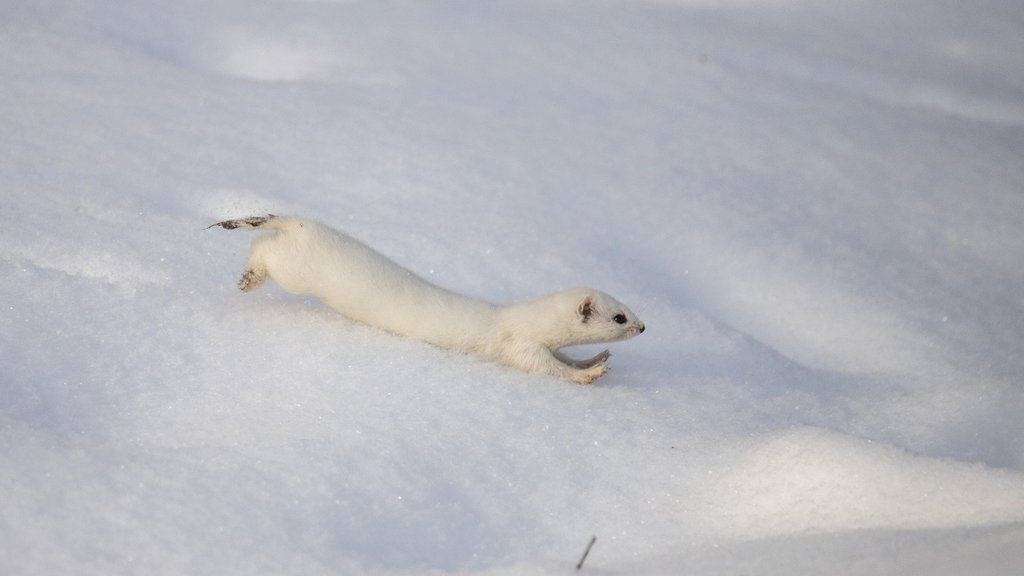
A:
[{"xmin": 576, "ymin": 536, "xmax": 597, "ymax": 571}]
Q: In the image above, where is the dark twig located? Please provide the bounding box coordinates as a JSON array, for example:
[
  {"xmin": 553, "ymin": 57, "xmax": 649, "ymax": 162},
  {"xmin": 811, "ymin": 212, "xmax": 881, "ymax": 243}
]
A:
[{"xmin": 576, "ymin": 536, "xmax": 597, "ymax": 571}]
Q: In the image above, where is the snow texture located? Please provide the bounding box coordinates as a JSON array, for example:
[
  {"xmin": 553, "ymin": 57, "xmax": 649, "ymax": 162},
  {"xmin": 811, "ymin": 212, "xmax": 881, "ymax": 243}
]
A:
[{"xmin": 2, "ymin": 0, "xmax": 1023, "ymax": 574}]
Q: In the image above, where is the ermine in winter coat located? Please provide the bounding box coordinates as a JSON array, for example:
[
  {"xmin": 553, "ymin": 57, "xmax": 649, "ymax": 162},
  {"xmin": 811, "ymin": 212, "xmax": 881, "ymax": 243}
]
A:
[{"xmin": 212, "ymin": 215, "xmax": 644, "ymax": 384}]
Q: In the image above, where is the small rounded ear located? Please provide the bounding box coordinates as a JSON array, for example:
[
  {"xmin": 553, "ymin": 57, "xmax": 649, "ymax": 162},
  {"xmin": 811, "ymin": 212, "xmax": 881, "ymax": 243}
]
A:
[{"xmin": 577, "ymin": 296, "xmax": 594, "ymax": 322}]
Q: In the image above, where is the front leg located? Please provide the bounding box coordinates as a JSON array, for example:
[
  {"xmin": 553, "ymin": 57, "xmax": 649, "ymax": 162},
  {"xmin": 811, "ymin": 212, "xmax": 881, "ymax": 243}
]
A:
[
  {"xmin": 554, "ymin": 349, "xmax": 611, "ymax": 369},
  {"xmin": 568, "ymin": 362, "xmax": 609, "ymax": 384},
  {"xmin": 530, "ymin": 349, "xmax": 609, "ymax": 384},
  {"xmin": 496, "ymin": 343, "xmax": 611, "ymax": 384}
]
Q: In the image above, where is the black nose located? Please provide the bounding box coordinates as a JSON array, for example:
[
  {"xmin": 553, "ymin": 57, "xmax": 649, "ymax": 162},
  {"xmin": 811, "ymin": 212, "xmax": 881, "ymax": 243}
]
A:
[{"xmin": 638, "ymin": 323, "xmax": 645, "ymax": 333}]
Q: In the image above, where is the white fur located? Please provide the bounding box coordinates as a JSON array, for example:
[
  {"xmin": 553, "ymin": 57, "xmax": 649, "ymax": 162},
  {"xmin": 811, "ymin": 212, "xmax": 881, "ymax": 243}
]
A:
[{"xmin": 213, "ymin": 215, "xmax": 645, "ymax": 383}]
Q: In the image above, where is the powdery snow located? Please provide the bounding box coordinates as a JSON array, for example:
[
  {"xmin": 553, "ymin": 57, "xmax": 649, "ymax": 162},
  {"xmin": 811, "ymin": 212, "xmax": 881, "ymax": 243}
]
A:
[{"xmin": 2, "ymin": 0, "xmax": 1023, "ymax": 574}]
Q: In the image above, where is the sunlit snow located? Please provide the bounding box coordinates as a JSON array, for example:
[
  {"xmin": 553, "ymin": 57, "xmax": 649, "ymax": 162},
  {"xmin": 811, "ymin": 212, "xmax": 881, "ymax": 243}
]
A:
[{"xmin": 2, "ymin": 0, "xmax": 1023, "ymax": 574}]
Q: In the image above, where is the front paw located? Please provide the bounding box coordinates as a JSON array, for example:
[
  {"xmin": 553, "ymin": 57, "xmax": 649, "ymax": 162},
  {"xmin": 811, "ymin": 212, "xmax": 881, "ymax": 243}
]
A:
[
  {"xmin": 570, "ymin": 363, "xmax": 609, "ymax": 385},
  {"xmin": 590, "ymin": 349, "xmax": 612, "ymax": 366}
]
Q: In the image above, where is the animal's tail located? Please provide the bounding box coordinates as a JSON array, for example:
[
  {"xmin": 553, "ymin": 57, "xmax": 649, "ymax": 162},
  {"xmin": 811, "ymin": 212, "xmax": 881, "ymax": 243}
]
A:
[{"xmin": 207, "ymin": 214, "xmax": 279, "ymax": 230}]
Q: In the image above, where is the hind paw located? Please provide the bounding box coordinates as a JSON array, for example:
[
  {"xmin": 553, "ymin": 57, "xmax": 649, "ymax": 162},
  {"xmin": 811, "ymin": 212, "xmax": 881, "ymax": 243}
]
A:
[{"xmin": 238, "ymin": 268, "xmax": 266, "ymax": 292}]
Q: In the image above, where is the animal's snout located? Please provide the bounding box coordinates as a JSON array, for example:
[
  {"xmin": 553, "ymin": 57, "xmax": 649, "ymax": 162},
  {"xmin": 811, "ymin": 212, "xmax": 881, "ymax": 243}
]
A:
[{"xmin": 637, "ymin": 322, "xmax": 646, "ymax": 334}]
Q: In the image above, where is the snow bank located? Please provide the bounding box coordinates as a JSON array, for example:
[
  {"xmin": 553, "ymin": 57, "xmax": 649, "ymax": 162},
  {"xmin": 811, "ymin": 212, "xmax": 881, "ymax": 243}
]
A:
[{"xmin": 2, "ymin": 0, "xmax": 1023, "ymax": 574}]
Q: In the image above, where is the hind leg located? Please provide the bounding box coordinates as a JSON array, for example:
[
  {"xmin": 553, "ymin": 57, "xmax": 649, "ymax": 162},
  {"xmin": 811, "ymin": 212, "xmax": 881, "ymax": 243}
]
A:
[
  {"xmin": 238, "ymin": 266, "xmax": 266, "ymax": 291},
  {"xmin": 237, "ymin": 233, "xmax": 277, "ymax": 292}
]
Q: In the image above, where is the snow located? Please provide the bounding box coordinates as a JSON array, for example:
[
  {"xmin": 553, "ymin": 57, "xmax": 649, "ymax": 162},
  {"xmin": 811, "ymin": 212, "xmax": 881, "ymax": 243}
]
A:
[{"xmin": 2, "ymin": 0, "xmax": 1023, "ymax": 574}]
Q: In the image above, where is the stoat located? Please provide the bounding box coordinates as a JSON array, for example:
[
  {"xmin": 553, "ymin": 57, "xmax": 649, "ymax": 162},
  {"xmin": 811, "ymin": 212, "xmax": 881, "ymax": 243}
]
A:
[{"xmin": 212, "ymin": 215, "xmax": 644, "ymax": 384}]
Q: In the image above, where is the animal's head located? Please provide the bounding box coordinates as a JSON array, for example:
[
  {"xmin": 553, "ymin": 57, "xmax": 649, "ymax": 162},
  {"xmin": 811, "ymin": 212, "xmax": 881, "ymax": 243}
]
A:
[{"xmin": 570, "ymin": 288, "xmax": 645, "ymax": 345}]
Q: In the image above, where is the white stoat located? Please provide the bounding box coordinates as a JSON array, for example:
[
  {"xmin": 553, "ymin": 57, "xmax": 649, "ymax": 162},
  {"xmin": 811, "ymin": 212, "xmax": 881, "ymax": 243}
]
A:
[{"xmin": 212, "ymin": 215, "xmax": 644, "ymax": 384}]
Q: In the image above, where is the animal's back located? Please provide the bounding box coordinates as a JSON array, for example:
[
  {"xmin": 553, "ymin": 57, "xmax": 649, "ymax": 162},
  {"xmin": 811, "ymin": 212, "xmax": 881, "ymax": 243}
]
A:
[{"xmin": 248, "ymin": 217, "xmax": 495, "ymax": 351}]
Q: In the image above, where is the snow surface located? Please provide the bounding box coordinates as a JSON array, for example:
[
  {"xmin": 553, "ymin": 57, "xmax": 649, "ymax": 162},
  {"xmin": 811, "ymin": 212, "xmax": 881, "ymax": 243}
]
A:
[{"xmin": 2, "ymin": 0, "xmax": 1024, "ymax": 574}]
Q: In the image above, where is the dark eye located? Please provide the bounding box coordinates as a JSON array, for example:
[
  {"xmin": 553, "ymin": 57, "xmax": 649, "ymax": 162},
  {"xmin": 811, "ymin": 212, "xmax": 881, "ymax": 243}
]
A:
[{"xmin": 613, "ymin": 314, "xmax": 627, "ymax": 325}]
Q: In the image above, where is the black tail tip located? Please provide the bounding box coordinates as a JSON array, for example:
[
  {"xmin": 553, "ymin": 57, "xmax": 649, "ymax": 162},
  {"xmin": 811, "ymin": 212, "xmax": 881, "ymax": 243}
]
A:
[{"xmin": 207, "ymin": 214, "xmax": 277, "ymax": 230}]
